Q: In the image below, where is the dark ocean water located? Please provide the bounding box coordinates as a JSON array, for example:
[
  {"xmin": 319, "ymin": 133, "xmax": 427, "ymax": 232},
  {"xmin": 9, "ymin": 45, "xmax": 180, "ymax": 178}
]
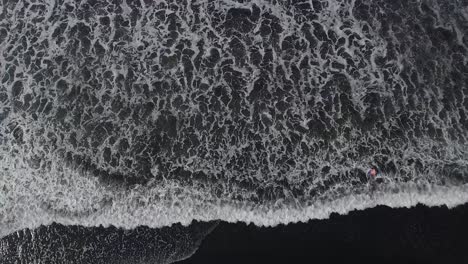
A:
[{"xmin": 1, "ymin": 0, "xmax": 468, "ymax": 262}]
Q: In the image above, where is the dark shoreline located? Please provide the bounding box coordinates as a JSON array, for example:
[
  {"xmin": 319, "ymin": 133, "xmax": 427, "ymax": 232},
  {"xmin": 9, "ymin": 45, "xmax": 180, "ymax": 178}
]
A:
[
  {"xmin": 1, "ymin": 203, "xmax": 467, "ymax": 264},
  {"xmin": 179, "ymin": 203, "xmax": 468, "ymax": 264}
]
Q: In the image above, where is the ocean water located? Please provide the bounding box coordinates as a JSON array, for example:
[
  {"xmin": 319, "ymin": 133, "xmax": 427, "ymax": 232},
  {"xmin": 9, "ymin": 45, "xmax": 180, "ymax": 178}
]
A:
[
  {"xmin": 1, "ymin": 0, "xmax": 468, "ymax": 261},
  {"xmin": 0, "ymin": 222, "xmax": 218, "ymax": 264}
]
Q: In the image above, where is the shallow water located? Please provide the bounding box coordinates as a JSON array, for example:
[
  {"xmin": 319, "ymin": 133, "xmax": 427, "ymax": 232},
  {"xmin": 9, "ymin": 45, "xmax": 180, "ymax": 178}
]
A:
[{"xmin": 1, "ymin": 0, "xmax": 468, "ymax": 261}]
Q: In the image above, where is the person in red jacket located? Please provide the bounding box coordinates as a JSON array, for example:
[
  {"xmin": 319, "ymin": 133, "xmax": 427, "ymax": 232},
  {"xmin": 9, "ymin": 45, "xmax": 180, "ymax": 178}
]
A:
[{"xmin": 367, "ymin": 167, "xmax": 378, "ymax": 179}]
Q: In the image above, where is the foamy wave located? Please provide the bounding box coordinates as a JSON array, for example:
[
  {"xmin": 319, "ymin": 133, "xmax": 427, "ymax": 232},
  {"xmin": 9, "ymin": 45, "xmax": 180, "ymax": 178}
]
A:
[
  {"xmin": 1, "ymin": 0, "xmax": 468, "ymax": 241},
  {"xmin": 1, "ymin": 154, "xmax": 467, "ymax": 238}
]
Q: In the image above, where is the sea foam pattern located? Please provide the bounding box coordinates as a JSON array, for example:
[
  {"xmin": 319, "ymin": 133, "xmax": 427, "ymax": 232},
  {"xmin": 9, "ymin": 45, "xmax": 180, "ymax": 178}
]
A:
[{"xmin": 1, "ymin": 0, "xmax": 468, "ymax": 238}]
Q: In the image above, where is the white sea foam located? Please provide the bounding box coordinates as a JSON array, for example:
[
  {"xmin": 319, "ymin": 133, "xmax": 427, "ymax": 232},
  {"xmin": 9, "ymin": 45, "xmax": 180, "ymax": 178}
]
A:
[
  {"xmin": 1, "ymin": 150, "xmax": 467, "ymax": 238},
  {"xmin": 1, "ymin": 0, "xmax": 467, "ymax": 240}
]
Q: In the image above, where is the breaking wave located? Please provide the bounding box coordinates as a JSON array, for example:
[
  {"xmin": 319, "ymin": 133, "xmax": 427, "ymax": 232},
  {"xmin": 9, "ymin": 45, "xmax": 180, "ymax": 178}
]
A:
[{"xmin": 1, "ymin": 0, "xmax": 468, "ymax": 239}]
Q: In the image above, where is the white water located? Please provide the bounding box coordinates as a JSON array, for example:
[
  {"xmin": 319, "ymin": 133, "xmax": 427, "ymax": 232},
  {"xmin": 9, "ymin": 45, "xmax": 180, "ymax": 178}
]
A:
[{"xmin": 1, "ymin": 0, "xmax": 468, "ymax": 239}]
